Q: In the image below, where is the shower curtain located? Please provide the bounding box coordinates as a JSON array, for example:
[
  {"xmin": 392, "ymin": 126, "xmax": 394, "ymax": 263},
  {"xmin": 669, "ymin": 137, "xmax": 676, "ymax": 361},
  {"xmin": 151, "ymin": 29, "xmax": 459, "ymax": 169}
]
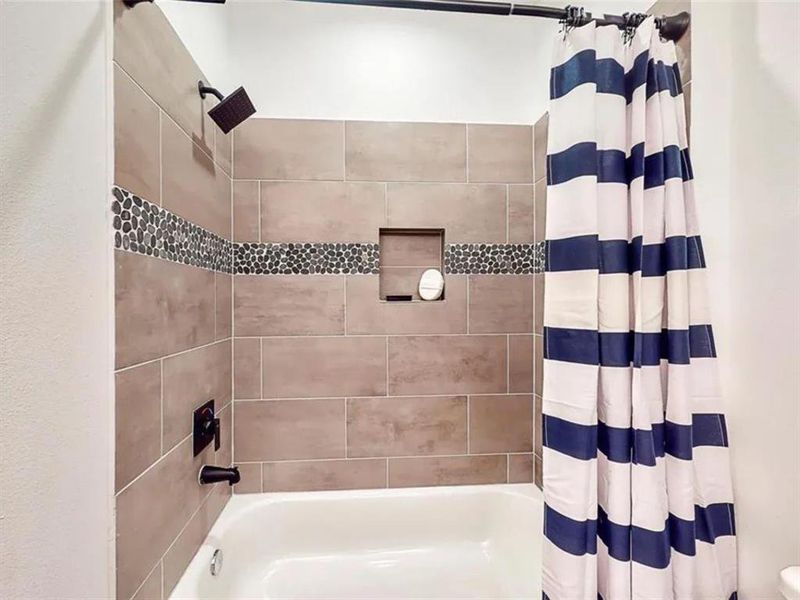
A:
[{"xmin": 542, "ymin": 17, "xmax": 737, "ymax": 600}]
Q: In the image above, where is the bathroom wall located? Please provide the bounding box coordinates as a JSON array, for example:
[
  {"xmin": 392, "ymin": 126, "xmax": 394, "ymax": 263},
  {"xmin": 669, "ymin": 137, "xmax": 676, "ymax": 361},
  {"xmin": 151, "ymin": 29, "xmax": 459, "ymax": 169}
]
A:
[
  {"xmin": 230, "ymin": 119, "xmax": 544, "ymax": 492},
  {"xmin": 1, "ymin": 1, "xmax": 114, "ymax": 596},
  {"xmin": 112, "ymin": 1, "xmax": 233, "ymax": 598}
]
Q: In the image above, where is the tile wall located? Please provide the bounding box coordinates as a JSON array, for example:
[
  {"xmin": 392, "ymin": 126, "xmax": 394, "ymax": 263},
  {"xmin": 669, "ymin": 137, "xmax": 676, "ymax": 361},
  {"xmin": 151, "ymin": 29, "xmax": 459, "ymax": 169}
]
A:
[
  {"xmin": 230, "ymin": 119, "xmax": 545, "ymax": 494},
  {"xmin": 112, "ymin": 1, "xmax": 232, "ymax": 598}
]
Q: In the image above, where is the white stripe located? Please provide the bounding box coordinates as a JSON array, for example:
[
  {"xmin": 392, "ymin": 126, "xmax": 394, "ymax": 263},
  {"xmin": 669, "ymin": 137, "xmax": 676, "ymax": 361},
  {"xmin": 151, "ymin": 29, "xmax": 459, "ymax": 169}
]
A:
[
  {"xmin": 543, "ymin": 538, "xmax": 597, "ymax": 600},
  {"xmin": 543, "ymin": 446, "xmax": 598, "ymax": 523},
  {"xmin": 546, "ymin": 270, "xmax": 600, "ymax": 330}
]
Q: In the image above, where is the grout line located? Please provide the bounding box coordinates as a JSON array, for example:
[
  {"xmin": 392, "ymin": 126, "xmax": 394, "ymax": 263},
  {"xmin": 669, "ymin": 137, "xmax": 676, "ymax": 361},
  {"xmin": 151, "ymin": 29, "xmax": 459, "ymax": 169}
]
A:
[
  {"xmin": 506, "ymin": 334, "xmax": 510, "ymax": 393},
  {"xmin": 246, "ymin": 452, "xmax": 514, "ymax": 465},
  {"xmin": 160, "ymin": 559, "xmax": 164, "ymax": 600},
  {"xmin": 259, "ymin": 337, "xmax": 264, "ymax": 399},
  {"xmin": 231, "ymin": 332, "xmax": 524, "ymax": 340},
  {"xmin": 344, "ymin": 398, "xmax": 349, "ymax": 458},
  {"xmin": 159, "ymin": 360, "xmax": 164, "ymax": 455},
  {"xmin": 115, "ymin": 431, "xmax": 193, "ymax": 497},
  {"xmin": 114, "ymin": 338, "xmax": 226, "ymax": 374},
  {"xmin": 343, "ymin": 276, "xmax": 348, "ymax": 335},
  {"xmin": 505, "ymin": 184, "xmax": 510, "ymax": 243},
  {"xmin": 233, "ymin": 392, "xmax": 532, "ymax": 402},
  {"xmin": 158, "ymin": 109, "xmax": 163, "ymax": 206},
  {"xmin": 466, "ymin": 395, "xmax": 470, "ymax": 454},
  {"xmin": 129, "ymin": 559, "xmax": 162, "ymax": 600}
]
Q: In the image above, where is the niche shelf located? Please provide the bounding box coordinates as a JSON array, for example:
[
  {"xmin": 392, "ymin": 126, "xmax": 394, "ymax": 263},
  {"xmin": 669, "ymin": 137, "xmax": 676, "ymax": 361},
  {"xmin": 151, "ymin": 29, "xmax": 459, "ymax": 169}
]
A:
[{"xmin": 378, "ymin": 228, "xmax": 445, "ymax": 301}]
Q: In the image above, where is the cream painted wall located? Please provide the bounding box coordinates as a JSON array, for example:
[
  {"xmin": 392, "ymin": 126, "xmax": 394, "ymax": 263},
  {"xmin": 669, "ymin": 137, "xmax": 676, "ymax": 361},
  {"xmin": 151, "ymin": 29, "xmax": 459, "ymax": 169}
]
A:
[
  {"xmin": 692, "ymin": 2, "xmax": 800, "ymax": 597},
  {"xmin": 0, "ymin": 1, "xmax": 114, "ymax": 597}
]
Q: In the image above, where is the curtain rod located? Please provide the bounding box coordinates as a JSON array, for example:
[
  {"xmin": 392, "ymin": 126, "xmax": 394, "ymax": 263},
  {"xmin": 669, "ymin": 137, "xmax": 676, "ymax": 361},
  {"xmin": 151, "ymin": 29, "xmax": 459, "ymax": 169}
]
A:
[{"xmin": 290, "ymin": 0, "xmax": 690, "ymax": 42}]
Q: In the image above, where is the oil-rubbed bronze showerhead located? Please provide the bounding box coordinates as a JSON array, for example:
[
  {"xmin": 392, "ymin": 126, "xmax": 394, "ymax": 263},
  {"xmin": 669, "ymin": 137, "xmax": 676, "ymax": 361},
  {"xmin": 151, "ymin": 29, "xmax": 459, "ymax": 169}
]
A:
[{"xmin": 198, "ymin": 81, "xmax": 256, "ymax": 135}]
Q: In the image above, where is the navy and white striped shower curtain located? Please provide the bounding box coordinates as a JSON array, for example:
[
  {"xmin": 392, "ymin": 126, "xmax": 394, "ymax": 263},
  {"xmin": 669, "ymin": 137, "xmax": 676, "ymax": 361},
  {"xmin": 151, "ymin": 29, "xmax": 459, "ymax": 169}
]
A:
[{"xmin": 541, "ymin": 17, "xmax": 738, "ymax": 600}]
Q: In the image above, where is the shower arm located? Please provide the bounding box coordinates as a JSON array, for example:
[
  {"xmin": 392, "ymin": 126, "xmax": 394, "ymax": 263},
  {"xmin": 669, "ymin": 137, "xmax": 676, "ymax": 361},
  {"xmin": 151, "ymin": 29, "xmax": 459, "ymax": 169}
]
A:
[{"xmin": 289, "ymin": 0, "xmax": 690, "ymax": 42}]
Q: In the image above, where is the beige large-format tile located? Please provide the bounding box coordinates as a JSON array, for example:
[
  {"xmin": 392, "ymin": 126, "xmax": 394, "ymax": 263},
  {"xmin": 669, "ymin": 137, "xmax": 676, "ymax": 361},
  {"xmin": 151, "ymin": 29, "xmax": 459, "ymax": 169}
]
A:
[
  {"xmin": 508, "ymin": 454, "xmax": 534, "ymax": 484},
  {"xmin": 386, "ymin": 183, "xmax": 506, "ymax": 243},
  {"xmin": 214, "ymin": 125, "xmax": 232, "ymax": 176},
  {"xmin": 508, "ymin": 334, "xmax": 533, "ymax": 394},
  {"xmin": 216, "ymin": 403, "xmax": 233, "ymax": 467},
  {"xmin": 131, "ymin": 563, "xmax": 162, "ymax": 600},
  {"xmin": 534, "ymin": 273, "xmax": 544, "ymax": 334},
  {"xmin": 347, "ymin": 396, "xmax": 467, "ymax": 458},
  {"xmin": 162, "ymin": 340, "xmax": 231, "ymax": 451},
  {"xmin": 161, "ymin": 114, "xmax": 231, "ymax": 238},
  {"xmin": 534, "ymin": 334, "xmax": 543, "ymax": 397},
  {"xmin": 215, "ymin": 273, "xmax": 232, "ymax": 340},
  {"xmin": 508, "ymin": 185, "xmax": 534, "ymax": 244},
  {"xmin": 533, "ymin": 113, "xmax": 548, "ymax": 183},
  {"xmin": 234, "ymin": 337, "xmax": 261, "ymax": 399},
  {"xmin": 233, "ymin": 180, "xmax": 259, "ymax": 242},
  {"xmin": 380, "ymin": 231, "xmax": 442, "ymax": 267},
  {"xmin": 534, "ymin": 179, "xmax": 547, "ymax": 243},
  {"xmin": 262, "ymin": 336, "xmax": 387, "ymax": 398},
  {"xmin": 468, "ymin": 275, "xmax": 533, "ymax": 334},
  {"xmin": 467, "ymin": 124, "xmax": 533, "ymax": 183},
  {"xmin": 234, "ymin": 276, "xmax": 344, "ymax": 336},
  {"xmin": 388, "ymin": 335, "xmax": 506, "ymax": 396},
  {"xmin": 113, "ymin": 0, "xmax": 215, "ymax": 152},
  {"xmin": 234, "ymin": 399, "xmax": 346, "ymax": 462},
  {"xmin": 260, "ymin": 181, "xmax": 384, "ymax": 243},
  {"xmin": 114, "ymin": 64, "xmax": 160, "ymax": 204},
  {"xmin": 262, "ymin": 459, "xmax": 386, "ymax": 492},
  {"xmin": 115, "ymin": 362, "xmax": 161, "ymax": 492},
  {"xmin": 469, "ymin": 394, "xmax": 533, "ymax": 454},
  {"xmin": 233, "ymin": 463, "xmax": 263, "ymax": 494},
  {"xmin": 162, "ymin": 484, "xmax": 229, "ymax": 597},
  {"xmin": 346, "ymin": 275, "xmax": 467, "ymax": 335},
  {"xmin": 115, "ymin": 251, "xmax": 215, "ymax": 369},
  {"xmin": 234, "ymin": 118, "xmax": 344, "ymax": 180},
  {"xmin": 116, "ymin": 437, "xmax": 213, "ymax": 600},
  {"xmin": 388, "ymin": 455, "xmax": 506, "ymax": 488},
  {"xmin": 346, "ymin": 121, "xmax": 466, "ymax": 182}
]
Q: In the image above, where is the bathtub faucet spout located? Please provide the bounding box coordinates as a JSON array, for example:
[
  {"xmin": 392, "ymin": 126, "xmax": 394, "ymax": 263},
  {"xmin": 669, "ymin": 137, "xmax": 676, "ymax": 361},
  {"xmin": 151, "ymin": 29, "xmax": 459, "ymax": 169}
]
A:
[{"xmin": 199, "ymin": 465, "xmax": 241, "ymax": 486}]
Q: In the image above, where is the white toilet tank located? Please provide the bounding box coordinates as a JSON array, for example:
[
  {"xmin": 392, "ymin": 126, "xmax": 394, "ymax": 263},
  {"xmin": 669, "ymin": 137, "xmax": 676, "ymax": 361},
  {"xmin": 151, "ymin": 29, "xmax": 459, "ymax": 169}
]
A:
[{"xmin": 780, "ymin": 567, "xmax": 800, "ymax": 599}]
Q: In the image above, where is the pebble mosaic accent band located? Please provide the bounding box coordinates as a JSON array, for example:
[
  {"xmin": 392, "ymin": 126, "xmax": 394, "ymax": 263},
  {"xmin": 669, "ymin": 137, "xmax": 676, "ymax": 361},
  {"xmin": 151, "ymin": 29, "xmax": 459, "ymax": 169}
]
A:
[
  {"xmin": 112, "ymin": 186, "xmax": 233, "ymax": 273},
  {"xmin": 444, "ymin": 242, "xmax": 545, "ymax": 275},
  {"xmin": 234, "ymin": 242, "xmax": 380, "ymax": 275}
]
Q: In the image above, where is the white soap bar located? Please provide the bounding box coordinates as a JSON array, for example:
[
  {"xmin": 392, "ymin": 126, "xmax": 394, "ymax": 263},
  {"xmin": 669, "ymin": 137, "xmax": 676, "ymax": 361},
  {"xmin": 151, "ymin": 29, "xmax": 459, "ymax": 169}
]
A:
[{"xmin": 418, "ymin": 269, "xmax": 444, "ymax": 301}]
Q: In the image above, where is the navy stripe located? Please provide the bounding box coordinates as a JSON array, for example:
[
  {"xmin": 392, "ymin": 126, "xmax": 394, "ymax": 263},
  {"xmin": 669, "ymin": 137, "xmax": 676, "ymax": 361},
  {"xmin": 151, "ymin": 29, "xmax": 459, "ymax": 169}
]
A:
[
  {"xmin": 543, "ymin": 415, "xmax": 597, "ymax": 461},
  {"xmin": 598, "ymin": 506, "xmax": 631, "ymax": 562},
  {"xmin": 646, "ymin": 59, "xmax": 682, "ymax": 100},
  {"xmin": 693, "ymin": 413, "xmax": 729, "ymax": 447},
  {"xmin": 627, "ymin": 143, "xmax": 693, "ymax": 187},
  {"xmin": 696, "ymin": 503, "xmax": 736, "ymax": 542},
  {"xmin": 597, "ymin": 422, "xmax": 665, "ymax": 466},
  {"xmin": 625, "ymin": 50, "xmax": 650, "ymax": 103},
  {"xmin": 544, "ymin": 327, "xmax": 717, "ymax": 367},
  {"xmin": 544, "ymin": 504, "xmax": 598, "ymax": 556},
  {"xmin": 548, "ymin": 142, "xmax": 596, "ymax": 185},
  {"xmin": 550, "ymin": 49, "xmax": 596, "ymax": 99},
  {"xmin": 596, "ymin": 57, "xmax": 625, "ymax": 97},
  {"xmin": 547, "ymin": 235, "xmax": 707, "ymax": 275}
]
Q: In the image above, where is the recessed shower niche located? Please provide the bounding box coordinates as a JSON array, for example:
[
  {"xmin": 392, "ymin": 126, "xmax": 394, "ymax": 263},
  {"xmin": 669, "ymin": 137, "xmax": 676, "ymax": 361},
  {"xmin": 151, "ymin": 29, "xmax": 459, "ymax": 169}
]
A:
[{"xmin": 378, "ymin": 228, "xmax": 445, "ymax": 301}]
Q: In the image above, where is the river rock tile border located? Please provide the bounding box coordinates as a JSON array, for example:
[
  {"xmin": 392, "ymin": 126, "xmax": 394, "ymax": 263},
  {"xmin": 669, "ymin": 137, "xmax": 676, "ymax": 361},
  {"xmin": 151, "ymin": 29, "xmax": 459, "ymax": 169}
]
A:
[
  {"xmin": 444, "ymin": 242, "xmax": 545, "ymax": 275},
  {"xmin": 234, "ymin": 242, "xmax": 380, "ymax": 275},
  {"xmin": 112, "ymin": 186, "xmax": 233, "ymax": 273}
]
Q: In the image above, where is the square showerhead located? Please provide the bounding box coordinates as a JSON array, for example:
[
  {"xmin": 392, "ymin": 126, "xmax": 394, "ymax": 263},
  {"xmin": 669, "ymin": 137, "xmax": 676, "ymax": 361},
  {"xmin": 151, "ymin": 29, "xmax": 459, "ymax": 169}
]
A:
[{"xmin": 207, "ymin": 86, "xmax": 256, "ymax": 134}]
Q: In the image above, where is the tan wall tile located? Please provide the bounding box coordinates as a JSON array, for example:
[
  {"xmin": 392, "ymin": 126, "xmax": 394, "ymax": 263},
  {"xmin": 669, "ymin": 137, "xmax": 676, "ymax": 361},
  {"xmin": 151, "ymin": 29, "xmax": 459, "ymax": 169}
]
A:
[
  {"xmin": 115, "ymin": 251, "xmax": 214, "ymax": 369},
  {"xmin": 533, "ymin": 113, "xmax": 548, "ymax": 183},
  {"xmin": 388, "ymin": 335, "xmax": 506, "ymax": 396},
  {"xmin": 346, "ymin": 121, "xmax": 466, "ymax": 182},
  {"xmin": 115, "ymin": 362, "xmax": 161, "ymax": 492},
  {"xmin": 468, "ymin": 275, "xmax": 533, "ymax": 333},
  {"xmin": 161, "ymin": 114, "xmax": 231, "ymax": 238},
  {"xmin": 534, "ymin": 453, "xmax": 543, "ymax": 489},
  {"xmin": 386, "ymin": 183, "xmax": 506, "ymax": 243},
  {"xmin": 508, "ymin": 334, "xmax": 533, "ymax": 394},
  {"xmin": 388, "ymin": 455, "xmax": 506, "ymax": 488},
  {"xmin": 233, "ymin": 118, "xmax": 344, "ymax": 180},
  {"xmin": 469, "ymin": 394, "xmax": 533, "ymax": 454},
  {"xmin": 131, "ymin": 563, "xmax": 161, "ymax": 600},
  {"xmin": 214, "ymin": 126, "xmax": 232, "ymax": 176},
  {"xmin": 534, "ymin": 334, "xmax": 543, "ymax": 397},
  {"xmin": 113, "ymin": 0, "xmax": 215, "ymax": 152},
  {"xmin": 114, "ymin": 64, "xmax": 160, "ymax": 203},
  {"xmin": 162, "ymin": 484, "xmax": 229, "ymax": 597},
  {"xmin": 234, "ymin": 275, "xmax": 344, "ymax": 336},
  {"xmin": 233, "ymin": 337, "xmax": 260, "ymax": 399},
  {"xmin": 347, "ymin": 396, "xmax": 467, "ymax": 458},
  {"xmin": 260, "ymin": 181, "xmax": 384, "ymax": 243},
  {"xmin": 534, "ymin": 273, "xmax": 544, "ymax": 334},
  {"xmin": 262, "ymin": 336, "xmax": 387, "ymax": 398},
  {"xmin": 233, "ymin": 180, "xmax": 259, "ymax": 242},
  {"xmin": 534, "ymin": 394, "xmax": 543, "ymax": 457},
  {"xmin": 262, "ymin": 459, "xmax": 386, "ymax": 492},
  {"xmin": 233, "ymin": 463, "xmax": 263, "ymax": 494},
  {"xmin": 215, "ymin": 273, "xmax": 231, "ymax": 340},
  {"xmin": 234, "ymin": 399, "xmax": 345, "ymax": 462},
  {"xmin": 216, "ymin": 402, "xmax": 233, "ymax": 468},
  {"xmin": 162, "ymin": 340, "xmax": 231, "ymax": 451},
  {"xmin": 116, "ymin": 437, "xmax": 215, "ymax": 600},
  {"xmin": 347, "ymin": 275, "xmax": 467, "ymax": 335},
  {"xmin": 508, "ymin": 454, "xmax": 534, "ymax": 484},
  {"xmin": 508, "ymin": 185, "xmax": 534, "ymax": 244},
  {"xmin": 379, "ymin": 231, "xmax": 442, "ymax": 267},
  {"xmin": 534, "ymin": 178, "xmax": 547, "ymax": 243},
  {"xmin": 467, "ymin": 124, "xmax": 532, "ymax": 183}
]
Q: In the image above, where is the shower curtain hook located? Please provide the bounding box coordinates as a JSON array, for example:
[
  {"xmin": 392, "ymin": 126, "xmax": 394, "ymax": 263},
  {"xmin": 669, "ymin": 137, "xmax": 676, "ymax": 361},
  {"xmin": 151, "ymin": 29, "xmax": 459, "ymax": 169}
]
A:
[
  {"xmin": 560, "ymin": 5, "xmax": 585, "ymax": 39},
  {"xmin": 622, "ymin": 12, "xmax": 645, "ymax": 44}
]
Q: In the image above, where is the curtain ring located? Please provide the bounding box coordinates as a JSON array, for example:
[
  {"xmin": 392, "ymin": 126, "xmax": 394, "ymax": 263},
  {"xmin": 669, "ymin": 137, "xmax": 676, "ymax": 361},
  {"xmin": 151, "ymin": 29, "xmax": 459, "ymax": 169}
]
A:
[{"xmin": 560, "ymin": 5, "xmax": 586, "ymax": 39}]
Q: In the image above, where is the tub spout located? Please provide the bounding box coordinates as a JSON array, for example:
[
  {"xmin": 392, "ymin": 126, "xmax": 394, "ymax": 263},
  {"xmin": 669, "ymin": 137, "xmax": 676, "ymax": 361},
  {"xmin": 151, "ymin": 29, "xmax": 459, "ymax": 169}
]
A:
[{"xmin": 199, "ymin": 465, "xmax": 240, "ymax": 486}]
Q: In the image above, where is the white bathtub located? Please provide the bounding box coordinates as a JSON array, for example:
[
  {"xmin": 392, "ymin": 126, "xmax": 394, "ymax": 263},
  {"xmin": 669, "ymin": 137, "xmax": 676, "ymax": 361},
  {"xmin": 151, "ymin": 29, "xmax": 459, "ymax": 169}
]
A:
[{"xmin": 170, "ymin": 483, "xmax": 543, "ymax": 599}]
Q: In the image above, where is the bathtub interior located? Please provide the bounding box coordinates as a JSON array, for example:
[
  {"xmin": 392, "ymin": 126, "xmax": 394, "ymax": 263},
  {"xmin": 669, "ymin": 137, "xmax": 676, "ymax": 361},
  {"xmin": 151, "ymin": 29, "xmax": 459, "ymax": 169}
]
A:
[{"xmin": 170, "ymin": 484, "xmax": 542, "ymax": 599}]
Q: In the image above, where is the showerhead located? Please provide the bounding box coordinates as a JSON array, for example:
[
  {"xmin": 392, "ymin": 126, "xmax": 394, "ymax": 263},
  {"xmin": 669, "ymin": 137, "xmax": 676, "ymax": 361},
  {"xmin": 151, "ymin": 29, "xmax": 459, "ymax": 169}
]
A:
[{"xmin": 198, "ymin": 81, "xmax": 256, "ymax": 135}]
